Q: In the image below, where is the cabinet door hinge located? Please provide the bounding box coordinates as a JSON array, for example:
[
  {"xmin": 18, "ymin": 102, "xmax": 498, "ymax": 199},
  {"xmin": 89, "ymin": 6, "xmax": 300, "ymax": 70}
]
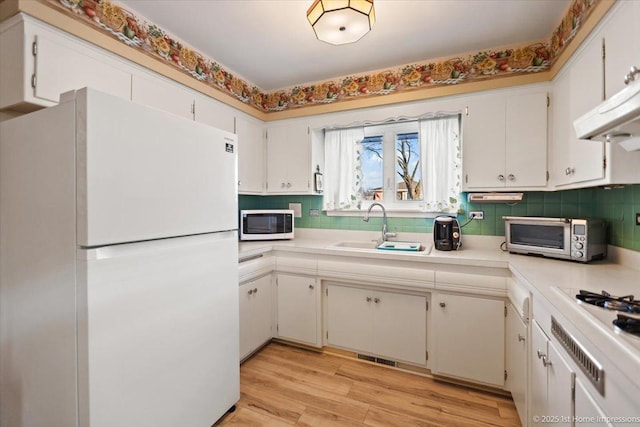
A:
[
  {"xmin": 465, "ymin": 174, "xmax": 468, "ymax": 184},
  {"xmin": 276, "ymin": 324, "xmax": 279, "ymax": 333},
  {"xmin": 546, "ymin": 171, "xmax": 549, "ymax": 182},
  {"xmin": 504, "ymin": 370, "xmax": 508, "ymax": 381},
  {"xmin": 265, "ymin": 130, "xmax": 268, "ymax": 140},
  {"xmin": 31, "ymin": 74, "xmax": 37, "ymax": 89},
  {"xmin": 546, "ymin": 95, "xmax": 550, "ymax": 107},
  {"xmin": 426, "ymin": 301, "xmax": 429, "ymax": 311},
  {"xmin": 326, "ymin": 288, "xmax": 328, "ymax": 296},
  {"xmin": 32, "ymin": 40, "xmax": 37, "ymax": 56},
  {"xmin": 191, "ymin": 101, "xmax": 195, "ymax": 116},
  {"xmin": 504, "ymin": 306, "xmax": 507, "ymax": 317},
  {"xmin": 426, "ymin": 351, "xmax": 429, "ymax": 361},
  {"xmin": 326, "ymin": 331, "xmax": 329, "ymax": 339},
  {"xmin": 275, "ymin": 277, "xmax": 278, "ymax": 285},
  {"xmin": 465, "ymin": 106, "xmax": 469, "ymax": 116},
  {"xmin": 603, "ymin": 156, "xmax": 607, "ymax": 170},
  {"xmin": 307, "ymin": 126, "xmax": 310, "ymax": 135},
  {"xmin": 602, "ymin": 39, "xmax": 606, "ymax": 100}
]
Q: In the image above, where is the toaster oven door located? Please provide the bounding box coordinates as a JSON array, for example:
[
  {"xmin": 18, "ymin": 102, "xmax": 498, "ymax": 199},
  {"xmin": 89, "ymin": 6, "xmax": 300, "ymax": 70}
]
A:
[{"xmin": 505, "ymin": 217, "xmax": 571, "ymax": 258}]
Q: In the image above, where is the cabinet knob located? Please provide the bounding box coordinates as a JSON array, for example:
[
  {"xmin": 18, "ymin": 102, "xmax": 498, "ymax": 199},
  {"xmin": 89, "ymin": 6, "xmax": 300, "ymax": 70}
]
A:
[
  {"xmin": 439, "ymin": 302, "xmax": 446, "ymax": 308},
  {"xmin": 281, "ymin": 182, "xmax": 286, "ymax": 188},
  {"xmin": 374, "ymin": 297, "xmax": 380, "ymax": 304},
  {"xmin": 248, "ymin": 289, "xmax": 254, "ymax": 295},
  {"xmin": 366, "ymin": 296, "xmax": 372, "ymax": 302},
  {"xmin": 287, "ymin": 182, "xmax": 292, "ymax": 188},
  {"xmin": 518, "ymin": 334, "xmax": 525, "ymax": 342},
  {"xmin": 565, "ymin": 167, "xmax": 575, "ymax": 176},
  {"xmin": 308, "ymin": 284, "xmax": 314, "ymax": 290},
  {"xmin": 507, "ymin": 174, "xmax": 515, "ymax": 181},
  {"xmin": 497, "ymin": 174, "xmax": 505, "ymax": 181},
  {"xmin": 253, "ymin": 288, "xmax": 258, "ymax": 294},
  {"xmin": 238, "ymin": 180, "xmax": 242, "ymax": 186},
  {"xmin": 542, "ymin": 355, "xmax": 552, "ymax": 367},
  {"xmin": 537, "ymin": 349, "xmax": 545, "ymax": 359},
  {"xmin": 624, "ymin": 66, "xmax": 640, "ymax": 85}
]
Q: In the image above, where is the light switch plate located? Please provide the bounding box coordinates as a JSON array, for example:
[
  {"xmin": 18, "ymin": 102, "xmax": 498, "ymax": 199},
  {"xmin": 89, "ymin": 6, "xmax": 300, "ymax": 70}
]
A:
[{"xmin": 289, "ymin": 203, "xmax": 302, "ymax": 218}]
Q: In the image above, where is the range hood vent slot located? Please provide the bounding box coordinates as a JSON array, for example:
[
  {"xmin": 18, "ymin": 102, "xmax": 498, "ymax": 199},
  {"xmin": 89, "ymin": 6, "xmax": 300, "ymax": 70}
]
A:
[{"xmin": 467, "ymin": 193, "xmax": 524, "ymax": 203}]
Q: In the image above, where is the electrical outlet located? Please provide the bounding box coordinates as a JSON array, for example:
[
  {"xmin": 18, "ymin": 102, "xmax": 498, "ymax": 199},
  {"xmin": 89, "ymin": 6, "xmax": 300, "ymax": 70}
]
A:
[
  {"xmin": 469, "ymin": 211, "xmax": 484, "ymax": 220},
  {"xmin": 309, "ymin": 209, "xmax": 320, "ymax": 217},
  {"xmin": 636, "ymin": 213, "xmax": 640, "ymax": 226}
]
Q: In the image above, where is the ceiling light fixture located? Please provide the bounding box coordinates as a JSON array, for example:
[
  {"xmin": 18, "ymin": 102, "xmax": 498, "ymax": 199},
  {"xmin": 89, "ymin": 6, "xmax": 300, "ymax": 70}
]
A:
[{"xmin": 307, "ymin": 0, "xmax": 376, "ymax": 45}]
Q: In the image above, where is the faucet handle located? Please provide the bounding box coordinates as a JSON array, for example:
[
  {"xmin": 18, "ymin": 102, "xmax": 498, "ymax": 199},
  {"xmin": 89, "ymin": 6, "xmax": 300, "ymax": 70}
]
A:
[{"xmin": 385, "ymin": 232, "xmax": 397, "ymax": 238}]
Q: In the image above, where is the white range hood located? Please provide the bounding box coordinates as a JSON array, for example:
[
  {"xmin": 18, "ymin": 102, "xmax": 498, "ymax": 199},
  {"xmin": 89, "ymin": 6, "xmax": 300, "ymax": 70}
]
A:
[{"xmin": 574, "ymin": 67, "xmax": 640, "ymax": 151}]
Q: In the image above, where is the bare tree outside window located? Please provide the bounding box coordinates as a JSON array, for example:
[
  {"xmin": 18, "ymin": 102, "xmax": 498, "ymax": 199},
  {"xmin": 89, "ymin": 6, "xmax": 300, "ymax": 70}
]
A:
[{"xmin": 396, "ymin": 132, "xmax": 422, "ymax": 200}]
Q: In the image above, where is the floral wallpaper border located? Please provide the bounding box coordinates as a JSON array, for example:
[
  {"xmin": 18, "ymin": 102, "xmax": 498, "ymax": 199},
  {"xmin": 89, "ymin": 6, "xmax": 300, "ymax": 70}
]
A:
[{"xmin": 49, "ymin": 0, "xmax": 598, "ymax": 113}]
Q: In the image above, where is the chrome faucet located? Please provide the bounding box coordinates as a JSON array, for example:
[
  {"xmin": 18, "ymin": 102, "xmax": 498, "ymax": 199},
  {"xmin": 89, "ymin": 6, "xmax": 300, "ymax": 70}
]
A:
[{"xmin": 363, "ymin": 202, "xmax": 396, "ymax": 243}]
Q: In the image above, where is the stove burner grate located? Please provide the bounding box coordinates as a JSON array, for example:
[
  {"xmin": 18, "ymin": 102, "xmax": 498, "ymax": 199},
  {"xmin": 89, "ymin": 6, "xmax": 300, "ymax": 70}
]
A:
[
  {"xmin": 576, "ymin": 290, "xmax": 640, "ymax": 313},
  {"xmin": 613, "ymin": 313, "xmax": 640, "ymax": 337}
]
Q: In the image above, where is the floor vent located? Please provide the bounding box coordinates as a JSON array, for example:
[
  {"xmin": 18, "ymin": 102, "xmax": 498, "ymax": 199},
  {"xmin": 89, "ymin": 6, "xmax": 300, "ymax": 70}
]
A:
[
  {"xmin": 551, "ymin": 316, "xmax": 605, "ymax": 396},
  {"xmin": 357, "ymin": 353, "xmax": 397, "ymax": 367}
]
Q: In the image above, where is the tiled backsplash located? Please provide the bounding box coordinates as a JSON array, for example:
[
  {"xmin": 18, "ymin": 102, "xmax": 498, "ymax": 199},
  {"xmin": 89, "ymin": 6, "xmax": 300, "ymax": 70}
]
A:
[{"xmin": 239, "ymin": 184, "xmax": 640, "ymax": 252}]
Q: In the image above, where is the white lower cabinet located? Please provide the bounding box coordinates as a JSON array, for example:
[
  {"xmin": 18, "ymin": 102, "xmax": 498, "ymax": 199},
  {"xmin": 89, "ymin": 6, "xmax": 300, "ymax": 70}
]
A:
[
  {"xmin": 506, "ymin": 303, "xmax": 527, "ymax": 426},
  {"xmin": 239, "ymin": 274, "xmax": 272, "ymax": 360},
  {"xmin": 574, "ymin": 377, "xmax": 612, "ymax": 427},
  {"xmin": 433, "ymin": 293, "xmax": 505, "ymax": 386},
  {"xmin": 530, "ymin": 320, "xmax": 574, "ymax": 426},
  {"xmin": 275, "ymin": 273, "xmax": 321, "ymax": 346},
  {"xmin": 326, "ymin": 284, "xmax": 427, "ymax": 366}
]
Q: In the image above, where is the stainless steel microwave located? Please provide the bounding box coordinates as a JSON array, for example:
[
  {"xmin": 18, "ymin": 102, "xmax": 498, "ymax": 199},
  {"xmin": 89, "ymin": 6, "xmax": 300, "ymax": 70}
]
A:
[
  {"xmin": 239, "ymin": 210, "xmax": 294, "ymax": 241},
  {"xmin": 503, "ymin": 216, "xmax": 606, "ymax": 263}
]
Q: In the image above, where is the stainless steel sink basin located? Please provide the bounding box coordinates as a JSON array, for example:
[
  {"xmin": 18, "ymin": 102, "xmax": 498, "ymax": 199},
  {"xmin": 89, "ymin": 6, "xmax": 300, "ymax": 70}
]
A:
[
  {"xmin": 332, "ymin": 240, "xmax": 431, "ymax": 254},
  {"xmin": 332, "ymin": 241, "xmax": 378, "ymax": 249}
]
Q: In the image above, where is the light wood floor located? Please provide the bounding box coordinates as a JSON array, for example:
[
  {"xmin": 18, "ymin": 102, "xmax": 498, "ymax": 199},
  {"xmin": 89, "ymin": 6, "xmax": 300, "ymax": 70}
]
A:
[{"xmin": 216, "ymin": 343, "xmax": 521, "ymax": 426}]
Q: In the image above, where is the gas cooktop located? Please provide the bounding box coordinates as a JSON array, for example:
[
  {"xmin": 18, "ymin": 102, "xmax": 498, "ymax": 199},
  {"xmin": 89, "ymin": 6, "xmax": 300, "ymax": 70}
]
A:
[
  {"xmin": 553, "ymin": 287, "xmax": 640, "ymax": 353},
  {"xmin": 576, "ymin": 290, "xmax": 640, "ymax": 337}
]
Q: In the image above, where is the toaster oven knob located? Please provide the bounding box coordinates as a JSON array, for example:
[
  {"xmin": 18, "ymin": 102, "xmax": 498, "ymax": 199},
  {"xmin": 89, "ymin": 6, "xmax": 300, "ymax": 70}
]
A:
[
  {"xmin": 574, "ymin": 242, "xmax": 584, "ymax": 250},
  {"xmin": 575, "ymin": 251, "xmax": 584, "ymax": 258},
  {"xmin": 572, "ymin": 236, "xmax": 579, "ymax": 241}
]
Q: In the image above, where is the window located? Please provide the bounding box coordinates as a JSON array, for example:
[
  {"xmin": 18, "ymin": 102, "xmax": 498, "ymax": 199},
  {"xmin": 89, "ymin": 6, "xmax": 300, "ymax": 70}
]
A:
[{"xmin": 323, "ymin": 115, "xmax": 461, "ymax": 215}]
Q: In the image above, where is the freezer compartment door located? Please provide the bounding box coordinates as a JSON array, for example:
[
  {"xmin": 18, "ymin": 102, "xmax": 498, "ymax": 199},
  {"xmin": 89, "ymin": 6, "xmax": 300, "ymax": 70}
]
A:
[
  {"xmin": 77, "ymin": 231, "xmax": 239, "ymax": 427},
  {"xmin": 75, "ymin": 88, "xmax": 237, "ymax": 247}
]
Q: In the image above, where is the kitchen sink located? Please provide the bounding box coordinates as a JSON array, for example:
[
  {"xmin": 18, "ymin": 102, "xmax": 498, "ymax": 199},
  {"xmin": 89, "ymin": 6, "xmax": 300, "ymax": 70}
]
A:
[
  {"xmin": 332, "ymin": 241, "xmax": 379, "ymax": 249},
  {"xmin": 332, "ymin": 240, "xmax": 431, "ymax": 254}
]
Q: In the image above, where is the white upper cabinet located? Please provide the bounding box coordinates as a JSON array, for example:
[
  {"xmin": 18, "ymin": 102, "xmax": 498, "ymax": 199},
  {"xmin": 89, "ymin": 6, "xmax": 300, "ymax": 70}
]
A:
[
  {"xmin": 193, "ymin": 93, "xmax": 235, "ymax": 133},
  {"xmin": 566, "ymin": 35, "xmax": 605, "ymax": 185},
  {"xmin": 236, "ymin": 116, "xmax": 265, "ymax": 194},
  {"xmin": 463, "ymin": 86, "xmax": 548, "ymax": 191},
  {"xmin": 505, "ymin": 91, "xmax": 548, "ymax": 187},
  {"xmin": 463, "ymin": 93, "xmax": 506, "ymax": 189},
  {"xmin": 601, "ymin": 0, "xmax": 640, "ymax": 98},
  {"xmin": 266, "ymin": 122, "xmax": 319, "ymax": 194},
  {"xmin": 0, "ymin": 14, "xmax": 131, "ymax": 111},
  {"xmin": 131, "ymin": 73, "xmax": 194, "ymax": 120},
  {"xmin": 550, "ymin": 0, "xmax": 640, "ymax": 188}
]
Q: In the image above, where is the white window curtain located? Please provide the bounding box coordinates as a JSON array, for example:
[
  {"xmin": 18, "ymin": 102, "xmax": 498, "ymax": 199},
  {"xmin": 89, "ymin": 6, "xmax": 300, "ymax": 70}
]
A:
[
  {"xmin": 322, "ymin": 127, "xmax": 365, "ymax": 210},
  {"xmin": 420, "ymin": 116, "xmax": 461, "ymax": 212}
]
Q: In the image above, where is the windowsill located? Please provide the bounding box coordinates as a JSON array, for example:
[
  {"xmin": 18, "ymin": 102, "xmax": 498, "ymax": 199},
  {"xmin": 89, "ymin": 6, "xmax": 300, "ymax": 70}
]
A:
[{"xmin": 325, "ymin": 210, "xmax": 453, "ymax": 219}]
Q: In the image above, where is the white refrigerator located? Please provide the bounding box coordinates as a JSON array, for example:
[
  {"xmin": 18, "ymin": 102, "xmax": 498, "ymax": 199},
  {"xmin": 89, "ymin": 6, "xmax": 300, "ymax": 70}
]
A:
[{"xmin": 0, "ymin": 88, "xmax": 240, "ymax": 427}]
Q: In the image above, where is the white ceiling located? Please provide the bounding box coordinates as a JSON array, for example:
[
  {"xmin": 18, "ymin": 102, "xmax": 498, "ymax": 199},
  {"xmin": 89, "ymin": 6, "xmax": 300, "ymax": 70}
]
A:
[{"xmin": 119, "ymin": 0, "xmax": 571, "ymax": 91}]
